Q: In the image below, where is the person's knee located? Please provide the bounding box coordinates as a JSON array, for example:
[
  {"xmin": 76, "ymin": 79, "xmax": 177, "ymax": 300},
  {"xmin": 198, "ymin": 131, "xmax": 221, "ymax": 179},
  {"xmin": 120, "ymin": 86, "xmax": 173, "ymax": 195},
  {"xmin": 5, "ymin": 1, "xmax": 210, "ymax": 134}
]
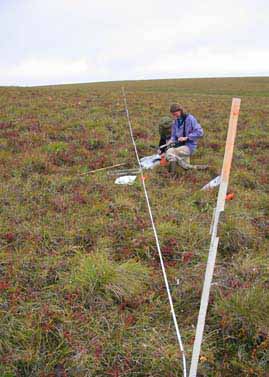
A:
[
  {"xmin": 165, "ymin": 148, "xmax": 175, "ymax": 160},
  {"xmin": 176, "ymin": 146, "xmax": 190, "ymax": 157}
]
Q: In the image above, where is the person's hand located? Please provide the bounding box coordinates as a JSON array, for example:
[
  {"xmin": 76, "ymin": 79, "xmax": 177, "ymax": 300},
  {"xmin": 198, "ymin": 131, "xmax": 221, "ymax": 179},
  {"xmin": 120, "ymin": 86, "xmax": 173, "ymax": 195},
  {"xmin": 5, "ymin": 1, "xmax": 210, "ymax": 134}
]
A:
[
  {"xmin": 178, "ymin": 137, "xmax": 188, "ymax": 142},
  {"xmin": 167, "ymin": 139, "xmax": 173, "ymax": 144}
]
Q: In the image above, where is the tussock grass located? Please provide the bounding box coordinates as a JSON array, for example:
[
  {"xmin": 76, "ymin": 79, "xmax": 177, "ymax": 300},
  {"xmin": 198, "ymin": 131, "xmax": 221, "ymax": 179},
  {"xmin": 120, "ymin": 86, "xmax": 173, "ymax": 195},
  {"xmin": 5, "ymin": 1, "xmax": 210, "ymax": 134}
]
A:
[
  {"xmin": 216, "ymin": 286, "xmax": 269, "ymax": 329},
  {"xmin": 69, "ymin": 251, "xmax": 151, "ymax": 302}
]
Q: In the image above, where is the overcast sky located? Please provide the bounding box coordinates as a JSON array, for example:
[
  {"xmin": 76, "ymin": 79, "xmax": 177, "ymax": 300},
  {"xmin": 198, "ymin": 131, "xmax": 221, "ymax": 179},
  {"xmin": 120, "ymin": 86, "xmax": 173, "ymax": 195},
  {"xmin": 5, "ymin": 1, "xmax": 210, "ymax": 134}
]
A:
[{"xmin": 0, "ymin": 0, "xmax": 268, "ymax": 86}]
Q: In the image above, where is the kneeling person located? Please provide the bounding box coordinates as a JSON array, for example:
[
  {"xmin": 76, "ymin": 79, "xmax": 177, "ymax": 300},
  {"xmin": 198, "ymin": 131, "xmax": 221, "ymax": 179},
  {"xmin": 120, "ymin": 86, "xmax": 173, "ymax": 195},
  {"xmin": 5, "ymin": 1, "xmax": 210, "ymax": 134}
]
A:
[
  {"xmin": 166, "ymin": 103, "xmax": 207, "ymax": 172},
  {"xmin": 158, "ymin": 116, "xmax": 173, "ymax": 155}
]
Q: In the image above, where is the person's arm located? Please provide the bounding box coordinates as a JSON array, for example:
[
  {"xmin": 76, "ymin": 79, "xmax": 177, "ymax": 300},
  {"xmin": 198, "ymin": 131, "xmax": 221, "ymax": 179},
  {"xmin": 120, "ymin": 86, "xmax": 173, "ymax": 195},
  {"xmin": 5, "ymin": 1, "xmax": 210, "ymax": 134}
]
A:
[
  {"xmin": 187, "ymin": 116, "xmax": 204, "ymax": 140},
  {"xmin": 158, "ymin": 135, "xmax": 168, "ymax": 154},
  {"xmin": 171, "ymin": 121, "xmax": 177, "ymax": 141},
  {"xmin": 159, "ymin": 135, "xmax": 167, "ymax": 147}
]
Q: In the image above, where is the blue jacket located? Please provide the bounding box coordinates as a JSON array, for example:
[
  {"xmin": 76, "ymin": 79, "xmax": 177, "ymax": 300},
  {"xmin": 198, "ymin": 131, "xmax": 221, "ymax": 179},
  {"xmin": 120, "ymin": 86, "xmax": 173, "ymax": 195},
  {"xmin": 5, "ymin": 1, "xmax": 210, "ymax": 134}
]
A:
[{"xmin": 171, "ymin": 114, "xmax": 204, "ymax": 154}]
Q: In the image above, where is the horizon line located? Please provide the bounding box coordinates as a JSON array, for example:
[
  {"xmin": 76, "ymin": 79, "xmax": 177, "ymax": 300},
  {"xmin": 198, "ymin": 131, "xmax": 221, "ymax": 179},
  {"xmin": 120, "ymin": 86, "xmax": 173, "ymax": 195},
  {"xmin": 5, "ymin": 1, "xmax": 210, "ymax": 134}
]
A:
[{"xmin": 1, "ymin": 74, "xmax": 269, "ymax": 89}]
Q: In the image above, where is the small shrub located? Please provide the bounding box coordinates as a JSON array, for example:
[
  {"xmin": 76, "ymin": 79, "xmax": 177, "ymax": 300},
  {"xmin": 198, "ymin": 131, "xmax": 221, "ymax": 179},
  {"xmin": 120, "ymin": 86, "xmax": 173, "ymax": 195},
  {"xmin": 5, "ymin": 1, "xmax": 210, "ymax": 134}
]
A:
[
  {"xmin": 218, "ymin": 218, "xmax": 256, "ymax": 256},
  {"xmin": 21, "ymin": 156, "xmax": 48, "ymax": 177},
  {"xmin": 85, "ymin": 139, "xmax": 105, "ymax": 150},
  {"xmin": 234, "ymin": 171, "xmax": 257, "ymax": 189},
  {"xmin": 43, "ymin": 142, "xmax": 68, "ymax": 154}
]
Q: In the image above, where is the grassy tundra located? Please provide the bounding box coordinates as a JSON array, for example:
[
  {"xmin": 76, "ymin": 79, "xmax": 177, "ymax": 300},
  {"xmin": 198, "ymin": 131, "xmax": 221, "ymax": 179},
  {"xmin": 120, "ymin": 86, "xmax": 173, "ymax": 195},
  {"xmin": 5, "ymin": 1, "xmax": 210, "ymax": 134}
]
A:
[{"xmin": 0, "ymin": 77, "xmax": 268, "ymax": 376}]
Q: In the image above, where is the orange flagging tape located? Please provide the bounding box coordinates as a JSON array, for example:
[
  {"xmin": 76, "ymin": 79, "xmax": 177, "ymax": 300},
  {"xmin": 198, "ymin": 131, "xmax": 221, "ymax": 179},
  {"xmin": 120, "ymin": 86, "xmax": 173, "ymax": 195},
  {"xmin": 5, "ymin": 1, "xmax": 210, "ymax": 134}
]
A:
[
  {"xmin": 160, "ymin": 155, "xmax": 169, "ymax": 166},
  {"xmin": 225, "ymin": 193, "xmax": 235, "ymax": 201}
]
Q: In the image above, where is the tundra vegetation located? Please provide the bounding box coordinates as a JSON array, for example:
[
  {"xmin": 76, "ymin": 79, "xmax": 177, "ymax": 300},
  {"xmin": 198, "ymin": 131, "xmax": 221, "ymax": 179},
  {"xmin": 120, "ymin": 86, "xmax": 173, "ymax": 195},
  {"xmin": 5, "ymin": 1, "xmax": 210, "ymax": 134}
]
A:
[{"xmin": 0, "ymin": 77, "xmax": 268, "ymax": 376}]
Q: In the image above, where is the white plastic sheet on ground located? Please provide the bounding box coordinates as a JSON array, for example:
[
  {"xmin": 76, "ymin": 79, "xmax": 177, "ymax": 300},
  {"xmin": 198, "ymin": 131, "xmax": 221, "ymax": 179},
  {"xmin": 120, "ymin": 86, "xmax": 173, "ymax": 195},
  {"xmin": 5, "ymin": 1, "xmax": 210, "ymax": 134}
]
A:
[
  {"xmin": 114, "ymin": 155, "xmax": 161, "ymax": 185},
  {"xmin": 115, "ymin": 175, "xmax": 137, "ymax": 185},
  {"xmin": 140, "ymin": 154, "xmax": 161, "ymax": 169},
  {"xmin": 201, "ymin": 175, "xmax": 221, "ymax": 190}
]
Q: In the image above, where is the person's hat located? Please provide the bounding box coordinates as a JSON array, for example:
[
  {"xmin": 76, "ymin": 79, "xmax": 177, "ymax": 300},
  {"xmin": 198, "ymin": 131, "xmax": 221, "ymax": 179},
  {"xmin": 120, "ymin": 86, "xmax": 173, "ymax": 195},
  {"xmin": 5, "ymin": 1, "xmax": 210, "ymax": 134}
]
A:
[
  {"xmin": 170, "ymin": 103, "xmax": 182, "ymax": 113},
  {"xmin": 159, "ymin": 116, "xmax": 171, "ymax": 128},
  {"xmin": 158, "ymin": 116, "xmax": 172, "ymax": 137}
]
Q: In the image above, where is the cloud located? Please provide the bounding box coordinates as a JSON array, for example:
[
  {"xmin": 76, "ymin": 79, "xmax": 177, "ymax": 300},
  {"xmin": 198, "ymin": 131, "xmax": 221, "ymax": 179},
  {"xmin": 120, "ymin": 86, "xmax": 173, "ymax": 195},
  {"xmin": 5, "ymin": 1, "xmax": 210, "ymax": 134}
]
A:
[
  {"xmin": 13, "ymin": 58, "xmax": 88, "ymax": 78},
  {"xmin": 0, "ymin": 57, "xmax": 112, "ymax": 86},
  {"xmin": 136, "ymin": 48, "xmax": 269, "ymax": 78},
  {"xmin": 0, "ymin": 0, "xmax": 268, "ymax": 85},
  {"xmin": 0, "ymin": 58, "xmax": 87, "ymax": 86}
]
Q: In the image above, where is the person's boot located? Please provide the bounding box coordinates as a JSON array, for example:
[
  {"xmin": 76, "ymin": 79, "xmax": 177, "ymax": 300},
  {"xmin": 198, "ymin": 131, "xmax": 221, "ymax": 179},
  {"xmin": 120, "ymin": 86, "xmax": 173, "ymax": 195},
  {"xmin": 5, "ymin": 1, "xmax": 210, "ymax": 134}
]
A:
[
  {"xmin": 194, "ymin": 164, "xmax": 209, "ymax": 170},
  {"xmin": 168, "ymin": 160, "xmax": 177, "ymax": 174}
]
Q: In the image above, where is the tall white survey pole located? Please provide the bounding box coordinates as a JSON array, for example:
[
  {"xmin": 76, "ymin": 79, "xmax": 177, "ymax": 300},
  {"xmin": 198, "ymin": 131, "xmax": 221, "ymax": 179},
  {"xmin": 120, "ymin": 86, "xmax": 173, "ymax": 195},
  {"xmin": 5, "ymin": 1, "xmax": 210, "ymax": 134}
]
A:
[{"xmin": 189, "ymin": 98, "xmax": 241, "ymax": 377}]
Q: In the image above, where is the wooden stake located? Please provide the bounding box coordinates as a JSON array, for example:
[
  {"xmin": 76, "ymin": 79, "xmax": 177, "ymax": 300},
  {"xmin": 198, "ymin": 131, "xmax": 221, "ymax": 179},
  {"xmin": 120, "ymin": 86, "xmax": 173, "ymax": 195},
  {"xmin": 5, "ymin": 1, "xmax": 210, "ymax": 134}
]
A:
[
  {"xmin": 189, "ymin": 98, "xmax": 241, "ymax": 377},
  {"xmin": 81, "ymin": 163, "xmax": 127, "ymax": 175}
]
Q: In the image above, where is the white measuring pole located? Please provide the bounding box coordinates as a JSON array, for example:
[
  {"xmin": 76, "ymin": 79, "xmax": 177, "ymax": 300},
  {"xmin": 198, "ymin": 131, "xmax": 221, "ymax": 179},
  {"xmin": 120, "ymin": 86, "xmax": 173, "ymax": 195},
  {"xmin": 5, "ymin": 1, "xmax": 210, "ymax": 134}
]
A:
[{"xmin": 189, "ymin": 98, "xmax": 241, "ymax": 377}]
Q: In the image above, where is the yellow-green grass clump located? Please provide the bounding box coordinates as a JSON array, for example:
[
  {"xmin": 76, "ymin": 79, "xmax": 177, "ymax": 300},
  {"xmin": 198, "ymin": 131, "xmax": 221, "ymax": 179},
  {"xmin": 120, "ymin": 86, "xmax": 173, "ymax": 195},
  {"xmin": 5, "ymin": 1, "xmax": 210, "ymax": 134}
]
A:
[{"xmin": 69, "ymin": 251, "xmax": 151, "ymax": 302}]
